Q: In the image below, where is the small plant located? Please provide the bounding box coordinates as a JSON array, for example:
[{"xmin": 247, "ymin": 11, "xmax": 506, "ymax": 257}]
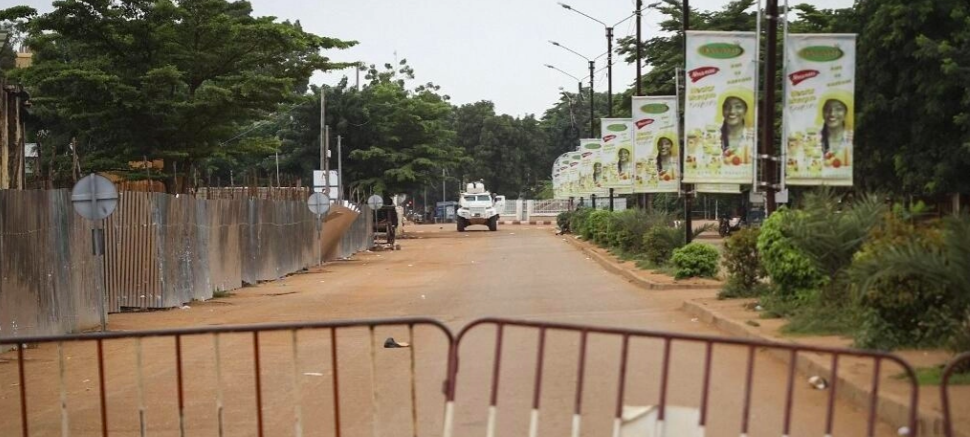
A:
[
  {"xmin": 757, "ymin": 207, "xmax": 826, "ymax": 300},
  {"xmin": 642, "ymin": 225, "xmax": 683, "ymax": 266},
  {"xmin": 671, "ymin": 243, "xmax": 720, "ymax": 279},
  {"xmin": 556, "ymin": 211, "xmax": 573, "ymax": 233},
  {"xmin": 720, "ymin": 228, "xmax": 765, "ymax": 298},
  {"xmin": 212, "ymin": 289, "xmax": 232, "ymax": 299}
]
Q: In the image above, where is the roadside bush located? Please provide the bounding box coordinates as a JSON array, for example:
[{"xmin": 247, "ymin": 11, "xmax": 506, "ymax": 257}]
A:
[
  {"xmin": 570, "ymin": 208, "xmax": 592, "ymax": 235},
  {"xmin": 849, "ymin": 214, "xmax": 970, "ymax": 351},
  {"xmin": 642, "ymin": 225, "xmax": 683, "ymax": 266},
  {"xmin": 785, "ymin": 191, "xmax": 886, "ymax": 304},
  {"xmin": 582, "ymin": 209, "xmax": 611, "ymax": 242},
  {"xmin": 557, "ymin": 211, "xmax": 573, "ymax": 232},
  {"xmin": 609, "ymin": 210, "xmax": 675, "ymax": 253},
  {"xmin": 720, "ymin": 228, "xmax": 766, "ymax": 298},
  {"xmin": 757, "ymin": 207, "xmax": 826, "ymax": 303},
  {"xmin": 671, "ymin": 243, "xmax": 720, "ymax": 279}
]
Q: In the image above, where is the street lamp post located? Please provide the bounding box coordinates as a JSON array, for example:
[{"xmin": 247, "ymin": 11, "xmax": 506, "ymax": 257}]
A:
[
  {"xmin": 550, "ymin": 41, "xmax": 606, "ymax": 138},
  {"xmin": 559, "ymin": 2, "xmax": 662, "ymax": 118},
  {"xmin": 545, "ymin": 64, "xmax": 590, "ymax": 137}
]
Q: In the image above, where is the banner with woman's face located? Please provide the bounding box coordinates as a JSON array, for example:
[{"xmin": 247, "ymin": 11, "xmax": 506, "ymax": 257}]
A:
[
  {"xmin": 783, "ymin": 34, "xmax": 856, "ymax": 186},
  {"xmin": 683, "ymin": 31, "xmax": 758, "ymax": 185},
  {"xmin": 577, "ymin": 138, "xmax": 606, "ymax": 196},
  {"xmin": 632, "ymin": 96, "xmax": 681, "ymax": 193},
  {"xmin": 600, "ymin": 119, "xmax": 635, "ymax": 194}
]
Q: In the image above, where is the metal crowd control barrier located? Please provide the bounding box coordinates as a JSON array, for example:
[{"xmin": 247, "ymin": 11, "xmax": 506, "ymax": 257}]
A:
[
  {"xmin": 1, "ymin": 317, "xmax": 946, "ymax": 437},
  {"xmin": 1, "ymin": 318, "xmax": 454, "ymax": 437},
  {"xmin": 446, "ymin": 318, "xmax": 920, "ymax": 437},
  {"xmin": 942, "ymin": 352, "xmax": 970, "ymax": 437}
]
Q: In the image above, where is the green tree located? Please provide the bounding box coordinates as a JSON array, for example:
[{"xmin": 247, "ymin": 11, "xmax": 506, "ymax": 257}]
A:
[
  {"xmin": 5, "ymin": 0, "xmax": 354, "ymax": 191},
  {"xmin": 276, "ymin": 60, "xmax": 465, "ymax": 197},
  {"xmin": 854, "ymin": 0, "xmax": 970, "ymax": 195}
]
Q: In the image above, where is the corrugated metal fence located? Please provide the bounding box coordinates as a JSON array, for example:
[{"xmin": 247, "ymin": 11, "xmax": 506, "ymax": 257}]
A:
[
  {"xmin": 0, "ymin": 190, "xmax": 101, "ymax": 338},
  {"xmin": 1, "ymin": 189, "xmax": 373, "ymax": 339}
]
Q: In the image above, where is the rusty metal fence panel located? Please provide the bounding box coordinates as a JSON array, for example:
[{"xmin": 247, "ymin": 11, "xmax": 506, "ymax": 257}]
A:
[
  {"xmin": 446, "ymin": 318, "xmax": 921, "ymax": 437},
  {"xmin": 0, "ymin": 318, "xmax": 455, "ymax": 437},
  {"xmin": 5, "ymin": 190, "xmax": 338, "ymax": 324},
  {"xmin": 0, "ymin": 190, "xmax": 101, "ymax": 339},
  {"xmin": 335, "ymin": 204, "xmax": 374, "ymax": 259},
  {"xmin": 2, "ymin": 317, "xmax": 957, "ymax": 437}
]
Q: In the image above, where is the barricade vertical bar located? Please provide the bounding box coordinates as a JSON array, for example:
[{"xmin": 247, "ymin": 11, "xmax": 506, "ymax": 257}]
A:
[
  {"xmin": 782, "ymin": 349, "xmax": 797, "ymax": 437},
  {"xmin": 176, "ymin": 335, "xmax": 186, "ymax": 437},
  {"xmin": 369, "ymin": 327, "xmax": 380, "ymax": 437},
  {"xmin": 740, "ymin": 345, "xmax": 755, "ymax": 437},
  {"xmin": 529, "ymin": 328, "xmax": 547, "ymax": 437},
  {"xmin": 253, "ymin": 332, "xmax": 265, "ymax": 437},
  {"xmin": 408, "ymin": 324, "xmax": 419, "ymax": 437},
  {"xmin": 866, "ymin": 358, "xmax": 882, "ymax": 437},
  {"xmin": 572, "ymin": 331, "xmax": 588, "ymax": 437},
  {"xmin": 18, "ymin": 346, "xmax": 29, "ymax": 437},
  {"xmin": 698, "ymin": 342, "xmax": 713, "ymax": 433},
  {"xmin": 612, "ymin": 335, "xmax": 630, "ymax": 437},
  {"xmin": 657, "ymin": 338, "xmax": 672, "ymax": 436},
  {"xmin": 291, "ymin": 330, "xmax": 303, "ymax": 437},
  {"xmin": 825, "ymin": 354, "xmax": 840, "ymax": 437},
  {"xmin": 58, "ymin": 342, "xmax": 70, "ymax": 437},
  {"xmin": 97, "ymin": 339, "xmax": 108, "ymax": 437},
  {"xmin": 486, "ymin": 324, "xmax": 505, "ymax": 437},
  {"xmin": 331, "ymin": 328, "xmax": 342, "ymax": 437},
  {"xmin": 135, "ymin": 339, "xmax": 147, "ymax": 437},
  {"xmin": 214, "ymin": 334, "xmax": 225, "ymax": 437}
]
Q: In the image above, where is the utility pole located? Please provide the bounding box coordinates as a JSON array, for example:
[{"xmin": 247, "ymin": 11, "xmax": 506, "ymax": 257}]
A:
[
  {"xmin": 636, "ymin": 0, "xmax": 650, "ymax": 210},
  {"xmin": 762, "ymin": 0, "xmax": 780, "ymax": 214},
  {"xmin": 320, "ymin": 88, "xmax": 331, "ymax": 193},
  {"xmin": 606, "ymin": 27, "xmax": 614, "ymax": 117},
  {"xmin": 682, "ymin": 0, "xmax": 694, "ymax": 243},
  {"xmin": 337, "ymin": 135, "xmax": 343, "ymax": 202},
  {"xmin": 588, "ymin": 61, "xmax": 595, "ymax": 138}
]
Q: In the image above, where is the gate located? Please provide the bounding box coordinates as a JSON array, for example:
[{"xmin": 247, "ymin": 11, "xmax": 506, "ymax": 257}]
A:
[{"xmin": 4, "ymin": 317, "xmax": 964, "ymax": 437}]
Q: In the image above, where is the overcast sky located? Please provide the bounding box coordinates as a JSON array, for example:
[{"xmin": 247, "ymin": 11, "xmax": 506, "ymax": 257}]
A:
[{"xmin": 17, "ymin": 0, "xmax": 855, "ymax": 116}]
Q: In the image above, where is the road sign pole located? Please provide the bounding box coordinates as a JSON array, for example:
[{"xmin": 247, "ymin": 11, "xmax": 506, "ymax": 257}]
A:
[
  {"xmin": 93, "ymin": 221, "xmax": 107, "ymax": 331},
  {"xmin": 71, "ymin": 174, "xmax": 119, "ymax": 332}
]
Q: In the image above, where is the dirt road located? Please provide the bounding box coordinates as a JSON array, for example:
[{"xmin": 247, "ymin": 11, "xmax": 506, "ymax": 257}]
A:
[{"xmin": 1, "ymin": 224, "xmax": 903, "ymax": 437}]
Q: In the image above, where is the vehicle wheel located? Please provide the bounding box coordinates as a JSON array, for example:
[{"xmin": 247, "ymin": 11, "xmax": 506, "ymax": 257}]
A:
[
  {"xmin": 718, "ymin": 222, "xmax": 729, "ymax": 237},
  {"xmin": 488, "ymin": 216, "xmax": 498, "ymax": 232},
  {"xmin": 457, "ymin": 218, "xmax": 466, "ymax": 232}
]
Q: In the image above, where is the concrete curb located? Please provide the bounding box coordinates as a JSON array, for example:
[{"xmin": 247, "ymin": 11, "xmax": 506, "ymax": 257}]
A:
[
  {"xmin": 562, "ymin": 236, "xmax": 721, "ymax": 291},
  {"xmin": 499, "ymin": 220, "xmax": 554, "ymax": 225},
  {"xmin": 682, "ymin": 300, "xmax": 955, "ymax": 437}
]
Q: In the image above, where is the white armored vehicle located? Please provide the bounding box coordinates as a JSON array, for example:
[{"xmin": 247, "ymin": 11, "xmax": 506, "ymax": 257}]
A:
[{"xmin": 456, "ymin": 182, "xmax": 504, "ymax": 232}]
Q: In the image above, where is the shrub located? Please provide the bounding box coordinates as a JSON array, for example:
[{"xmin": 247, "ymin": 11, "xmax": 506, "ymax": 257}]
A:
[
  {"xmin": 785, "ymin": 190, "xmax": 886, "ymax": 303},
  {"xmin": 642, "ymin": 225, "xmax": 683, "ymax": 266},
  {"xmin": 582, "ymin": 209, "xmax": 611, "ymax": 242},
  {"xmin": 671, "ymin": 243, "xmax": 720, "ymax": 279},
  {"xmin": 757, "ymin": 207, "xmax": 826, "ymax": 302},
  {"xmin": 608, "ymin": 210, "xmax": 674, "ymax": 253},
  {"xmin": 720, "ymin": 228, "xmax": 766, "ymax": 298},
  {"xmin": 849, "ymin": 214, "xmax": 970, "ymax": 350},
  {"xmin": 557, "ymin": 211, "xmax": 573, "ymax": 232},
  {"xmin": 570, "ymin": 208, "xmax": 592, "ymax": 235}
]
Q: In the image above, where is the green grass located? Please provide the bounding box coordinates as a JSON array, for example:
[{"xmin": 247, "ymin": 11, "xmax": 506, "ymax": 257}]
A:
[
  {"xmin": 778, "ymin": 304, "xmax": 859, "ymax": 337},
  {"xmin": 212, "ymin": 289, "xmax": 233, "ymax": 299},
  {"xmin": 894, "ymin": 367, "xmax": 970, "ymax": 385}
]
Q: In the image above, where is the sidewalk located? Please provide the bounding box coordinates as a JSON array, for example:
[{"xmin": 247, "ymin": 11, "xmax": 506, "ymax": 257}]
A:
[{"xmin": 561, "ymin": 233, "xmax": 969, "ymax": 437}]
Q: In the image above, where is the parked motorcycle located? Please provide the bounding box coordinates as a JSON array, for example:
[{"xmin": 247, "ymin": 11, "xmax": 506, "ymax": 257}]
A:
[{"xmin": 718, "ymin": 215, "xmax": 745, "ymax": 237}]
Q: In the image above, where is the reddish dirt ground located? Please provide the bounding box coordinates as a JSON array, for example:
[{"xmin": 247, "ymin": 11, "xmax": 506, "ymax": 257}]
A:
[{"xmin": 0, "ymin": 224, "xmax": 943, "ymax": 436}]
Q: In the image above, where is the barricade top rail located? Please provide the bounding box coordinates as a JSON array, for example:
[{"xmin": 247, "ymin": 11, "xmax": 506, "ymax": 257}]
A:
[{"xmin": 0, "ymin": 317, "xmax": 454, "ymax": 345}]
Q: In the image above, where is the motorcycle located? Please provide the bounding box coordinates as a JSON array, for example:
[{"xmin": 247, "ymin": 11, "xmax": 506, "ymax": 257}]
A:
[{"xmin": 718, "ymin": 215, "xmax": 745, "ymax": 237}]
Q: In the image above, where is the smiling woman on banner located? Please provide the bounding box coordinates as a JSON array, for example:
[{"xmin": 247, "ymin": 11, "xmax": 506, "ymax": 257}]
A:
[
  {"xmin": 655, "ymin": 136, "xmax": 678, "ymax": 180},
  {"xmin": 720, "ymin": 96, "xmax": 749, "ymax": 152}
]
